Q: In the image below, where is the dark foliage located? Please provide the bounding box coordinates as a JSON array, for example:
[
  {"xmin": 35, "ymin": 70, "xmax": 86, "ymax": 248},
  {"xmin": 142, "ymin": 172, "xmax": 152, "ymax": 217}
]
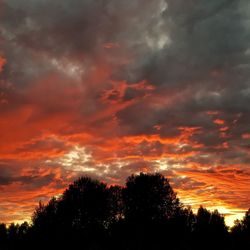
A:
[
  {"xmin": 123, "ymin": 173, "xmax": 180, "ymax": 222},
  {"xmin": 231, "ymin": 209, "xmax": 250, "ymax": 249},
  {"xmin": 0, "ymin": 173, "xmax": 249, "ymax": 250}
]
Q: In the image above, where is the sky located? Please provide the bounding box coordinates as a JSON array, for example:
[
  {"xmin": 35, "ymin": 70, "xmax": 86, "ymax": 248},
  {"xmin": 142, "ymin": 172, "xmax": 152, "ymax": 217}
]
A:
[{"xmin": 0, "ymin": 0, "xmax": 250, "ymax": 226}]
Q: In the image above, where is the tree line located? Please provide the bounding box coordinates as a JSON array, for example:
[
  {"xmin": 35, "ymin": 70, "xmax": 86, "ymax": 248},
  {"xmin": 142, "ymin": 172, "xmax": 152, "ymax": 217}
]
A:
[{"xmin": 0, "ymin": 173, "xmax": 249, "ymax": 250}]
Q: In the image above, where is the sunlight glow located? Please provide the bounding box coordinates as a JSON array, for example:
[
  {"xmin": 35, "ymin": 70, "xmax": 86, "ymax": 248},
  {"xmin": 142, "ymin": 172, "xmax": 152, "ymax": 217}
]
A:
[{"xmin": 57, "ymin": 146, "xmax": 94, "ymax": 172}]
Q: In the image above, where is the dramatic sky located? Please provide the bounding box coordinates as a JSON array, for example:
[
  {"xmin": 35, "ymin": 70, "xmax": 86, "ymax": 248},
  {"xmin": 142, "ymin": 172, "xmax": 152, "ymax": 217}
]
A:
[{"xmin": 0, "ymin": 0, "xmax": 250, "ymax": 226}]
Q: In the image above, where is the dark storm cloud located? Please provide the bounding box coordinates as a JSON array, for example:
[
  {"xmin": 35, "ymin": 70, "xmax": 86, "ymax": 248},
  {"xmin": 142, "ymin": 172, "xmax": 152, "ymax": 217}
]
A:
[
  {"xmin": 4, "ymin": 0, "xmax": 250, "ymax": 126},
  {"xmin": 0, "ymin": 176, "xmax": 12, "ymax": 185},
  {"xmin": 0, "ymin": 172, "xmax": 55, "ymax": 188},
  {"xmin": 1, "ymin": 0, "xmax": 248, "ymax": 148},
  {"xmin": 118, "ymin": 0, "xmax": 250, "ymax": 117},
  {"xmin": 143, "ymin": 0, "xmax": 248, "ymax": 84},
  {"xmin": 1, "ymin": 0, "xmax": 166, "ymax": 86}
]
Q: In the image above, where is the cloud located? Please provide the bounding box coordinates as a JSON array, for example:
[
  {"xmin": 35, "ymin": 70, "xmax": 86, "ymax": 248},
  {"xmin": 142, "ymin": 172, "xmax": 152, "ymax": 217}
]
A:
[
  {"xmin": 0, "ymin": 0, "xmax": 250, "ymax": 224},
  {"xmin": 0, "ymin": 56, "xmax": 6, "ymax": 73}
]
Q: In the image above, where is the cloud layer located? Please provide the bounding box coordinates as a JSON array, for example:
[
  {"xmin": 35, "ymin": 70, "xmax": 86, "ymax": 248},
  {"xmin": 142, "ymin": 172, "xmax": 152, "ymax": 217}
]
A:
[{"xmin": 0, "ymin": 0, "xmax": 250, "ymax": 225}]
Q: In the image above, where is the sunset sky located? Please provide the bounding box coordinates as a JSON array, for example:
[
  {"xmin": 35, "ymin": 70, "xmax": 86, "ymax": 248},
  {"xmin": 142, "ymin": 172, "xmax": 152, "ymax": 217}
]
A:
[{"xmin": 0, "ymin": 0, "xmax": 250, "ymax": 226}]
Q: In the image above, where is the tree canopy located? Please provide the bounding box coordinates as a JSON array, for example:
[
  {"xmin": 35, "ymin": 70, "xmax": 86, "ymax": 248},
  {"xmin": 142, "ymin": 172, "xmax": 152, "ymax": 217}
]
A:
[{"xmin": 0, "ymin": 173, "xmax": 249, "ymax": 250}]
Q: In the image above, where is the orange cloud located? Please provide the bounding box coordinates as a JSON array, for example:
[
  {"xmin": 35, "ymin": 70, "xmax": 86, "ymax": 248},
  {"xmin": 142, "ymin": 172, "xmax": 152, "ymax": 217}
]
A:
[
  {"xmin": 175, "ymin": 165, "xmax": 250, "ymax": 210},
  {"xmin": 214, "ymin": 119, "xmax": 225, "ymax": 125},
  {"xmin": 207, "ymin": 110, "xmax": 220, "ymax": 116},
  {"xmin": 103, "ymin": 42, "xmax": 120, "ymax": 49},
  {"xmin": 242, "ymin": 133, "xmax": 250, "ymax": 139},
  {"xmin": 0, "ymin": 55, "xmax": 6, "ymax": 72}
]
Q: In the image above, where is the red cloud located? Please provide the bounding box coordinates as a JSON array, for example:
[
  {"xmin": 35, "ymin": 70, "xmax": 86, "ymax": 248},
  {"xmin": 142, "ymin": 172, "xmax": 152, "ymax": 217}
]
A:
[{"xmin": 0, "ymin": 56, "xmax": 6, "ymax": 72}]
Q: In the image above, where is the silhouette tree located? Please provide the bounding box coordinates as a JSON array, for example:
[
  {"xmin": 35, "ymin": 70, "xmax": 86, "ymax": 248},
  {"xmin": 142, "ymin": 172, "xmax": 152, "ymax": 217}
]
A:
[
  {"xmin": 0, "ymin": 223, "xmax": 7, "ymax": 248},
  {"xmin": 32, "ymin": 177, "xmax": 111, "ymax": 249},
  {"xmin": 1, "ymin": 173, "xmax": 249, "ymax": 250},
  {"xmin": 123, "ymin": 172, "xmax": 180, "ymax": 222},
  {"xmin": 241, "ymin": 209, "xmax": 250, "ymax": 233},
  {"xmin": 108, "ymin": 185, "xmax": 126, "ymax": 250},
  {"xmin": 59, "ymin": 177, "xmax": 110, "ymax": 228},
  {"xmin": 210, "ymin": 209, "xmax": 228, "ymax": 235},
  {"xmin": 169, "ymin": 205, "xmax": 195, "ymax": 248},
  {"xmin": 194, "ymin": 206, "xmax": 211, "ymax": 234},
  {"xmin": 32, "ymin": 197, "xmax": 59, "ymax": 243},
  {"xmin": 59, "ymin": 177, "xmax": 111, "ymax": 249},
  {"xmin": 108, "ymin": 185, "xmax": 123, "ymax": 224},
  {"xmin": 18, "ymin": 221, "xmax": 30, "ymax": 236},
  {"xmin": 8, "ymin": 223, "xmax": 19, "ymax": 241},
  {"xmin": 231, "ymin": 208, "xmax": 250, "ymax": 249},
  {"xmin": 193, "ymin": 206, "xmax": 228, "ymax": 250},
  {"xmin": 122, "ymin": 173, "xmax": 181, "ymax": 250}
]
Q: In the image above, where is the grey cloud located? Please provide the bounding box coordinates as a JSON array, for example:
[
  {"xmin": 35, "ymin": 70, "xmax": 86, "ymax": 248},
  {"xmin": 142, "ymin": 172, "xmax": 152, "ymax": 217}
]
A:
[{"xmin": 0, "ymin": 173, "xmax": 55, "ymax": 187}]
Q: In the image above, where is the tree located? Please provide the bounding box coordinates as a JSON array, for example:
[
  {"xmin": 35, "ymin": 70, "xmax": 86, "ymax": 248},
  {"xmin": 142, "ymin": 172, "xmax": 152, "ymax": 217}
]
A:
[
  {"xmin": 0, "ymin": 223, "xmax": 7, "ymax": 246},
  {"xmin": 31, "ymin": 177, "xmax": 112, "ymax": 249},
  {"xmin": 121, "ymin": 173, "xmax": 181, "ymax": 250},
  {"xmin": 210, "ymin": 209, "xmax": 228, "ymax": 236},
  {"xmin": 108, "ymin": 185, "xmax": 123, "ymax": 224},
  {"xmin": 18, "ymin": 221, "xmax": 30, "ymax": 236},
  {"xmin": 5, "ymin": 173, "xmax": 247, "ymax": 250},
  {"xmin": 56, "ymin": 177, "xmax": 111, "ymax": 249},
  {"xmin": 32, "ymin": 197, "xmax": 59, "ymax": 242},
  {"xmin": 123, "ymin": 173, "xmax": 180, "ymax": 222},
  {"xmin": 193, "ymin": 206, "xmax": 228, "ymax": 250},
  {"xmin": 231, "ymin": 208, "xmax": 250, "ymax": 249},
  {"xmin": 59, "ymin": 177, "xmax": 110, "ymax": 229},
  {"xmin": 8, "ymin": 223, "xmax": 19, "ymax": 241},
  {"xmin": 231, "ymin": 209, "xmax": 250, "ymax": 234},
  {"xmin": 241, "ymin": 209, "xmax": 250, "ymax": 233},
  {"xmin": 195, "ymin": 206, "xmax": 211, "ymax": 233},
  {"xmin": 172, "ymin": 205, "xmax": 195, "ymax": 234}
]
